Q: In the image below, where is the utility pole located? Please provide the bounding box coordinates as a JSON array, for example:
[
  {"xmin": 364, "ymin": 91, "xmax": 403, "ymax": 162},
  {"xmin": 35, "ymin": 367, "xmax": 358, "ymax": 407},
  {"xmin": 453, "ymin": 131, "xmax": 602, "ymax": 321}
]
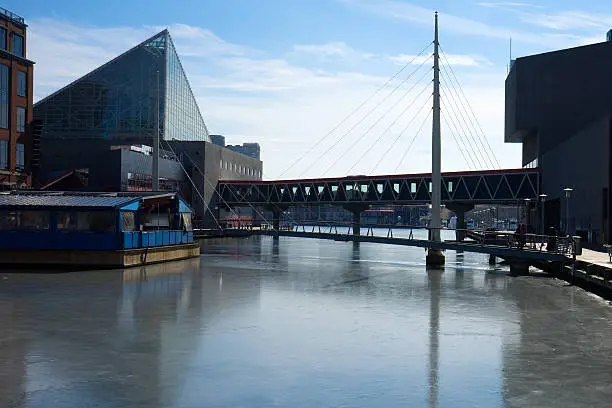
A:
[
  {"xmin": 427, "ymin": 12, "xmax": 445, "ymax": 266},
  {"xmin": 152, "ymin": 70, "xmax": 160, "ymax": 191}
]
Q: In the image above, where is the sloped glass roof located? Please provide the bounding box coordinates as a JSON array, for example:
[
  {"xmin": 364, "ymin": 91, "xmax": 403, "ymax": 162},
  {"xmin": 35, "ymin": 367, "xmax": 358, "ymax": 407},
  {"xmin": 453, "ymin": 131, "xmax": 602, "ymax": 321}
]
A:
[{"xmin": 34, "ymin": 30, "xmax": 210, "ymax": 143}]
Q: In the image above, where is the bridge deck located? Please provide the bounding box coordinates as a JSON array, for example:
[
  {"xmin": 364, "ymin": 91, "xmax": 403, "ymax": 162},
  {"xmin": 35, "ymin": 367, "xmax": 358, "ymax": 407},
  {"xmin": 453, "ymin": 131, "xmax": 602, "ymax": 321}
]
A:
[
  {"xmin": 218, "ymin": 229, "xmax": 569, "ymax": 263},
  {"xmin": 217, "ymin": 168, "xmax": 540, "ymax": 206}
]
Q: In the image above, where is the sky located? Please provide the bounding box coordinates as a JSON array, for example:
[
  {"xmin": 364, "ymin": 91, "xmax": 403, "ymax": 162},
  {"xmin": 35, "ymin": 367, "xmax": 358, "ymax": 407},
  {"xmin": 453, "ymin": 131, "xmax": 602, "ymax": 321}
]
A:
[{"xmin": 10, "ymin": 0, "xmax": 612, "ymax": 179}]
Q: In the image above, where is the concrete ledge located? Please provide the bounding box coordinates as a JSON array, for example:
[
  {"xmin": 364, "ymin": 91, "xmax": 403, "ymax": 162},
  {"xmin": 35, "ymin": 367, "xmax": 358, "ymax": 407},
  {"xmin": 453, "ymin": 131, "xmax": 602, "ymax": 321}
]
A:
[{"xmin": 0, "ymin": 244, "xmax": 200, "ymax": 269}]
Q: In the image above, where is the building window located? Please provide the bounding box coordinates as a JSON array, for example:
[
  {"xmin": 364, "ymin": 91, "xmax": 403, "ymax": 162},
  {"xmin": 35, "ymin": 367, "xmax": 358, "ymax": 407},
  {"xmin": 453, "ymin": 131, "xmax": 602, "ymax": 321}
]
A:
[
  {"xmin": 12, "ymin": 33, "xmax": 23, "ymax": 57},
  {"xmin": 16, "ymin": 143, "xmax": 24, "ymax": 169},
  {"xmin": 0, "ymin": 64, "xmax": 7, "ymax": 129},
  {"xmin": 17, "ymin": 71, "xmax": 26, "ymax": 97},
  {"xmin": 524, "ymin": 158, "xmax": 538, "ymax": 169},
  {"xmin": 0, "ymin": 27, "xmax": 6, "ymax": 50},
  {"xmin": 0, "ymin": 140, "xmax": 7, "ymax": 169},
  {"xmin": 17, "ymin": 107, "xmax": 25, "ymax": 132},
  {"xmin": 220, "ymin": 159, "xmax": 223, "ymax": 169}
]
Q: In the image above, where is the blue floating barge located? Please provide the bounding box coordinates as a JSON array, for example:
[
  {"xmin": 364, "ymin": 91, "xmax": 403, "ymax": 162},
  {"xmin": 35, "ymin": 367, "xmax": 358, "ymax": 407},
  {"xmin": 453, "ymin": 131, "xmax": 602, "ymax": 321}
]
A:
[{"xmin": 0, "ymin": 191, "xmax": 200, "ymax": 268}]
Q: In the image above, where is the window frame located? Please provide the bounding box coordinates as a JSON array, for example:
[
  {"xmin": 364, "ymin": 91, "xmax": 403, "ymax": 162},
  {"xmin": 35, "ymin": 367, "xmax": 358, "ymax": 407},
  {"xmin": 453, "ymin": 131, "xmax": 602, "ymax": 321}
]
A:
[
  {"xmin": 0, "ymin": 140, "xmax": 7, "ymax": 169},
  {"xmin": 16, "ymin": 143, "xmax": 24, "ymax": 170},
  {"xmin": 0, "ymin": 27, "xmax": 6, "ymax": 50},
  {"xmin": 16, "ymin": 106, "xmax": 25, "ymax": 133},
  {"xmin": 17, "ymin": 71, "xmax": 26, "ymax": 97},
  {"xmin": 11, "ymin": 33, "xmax": 23, "ymax": 57}
]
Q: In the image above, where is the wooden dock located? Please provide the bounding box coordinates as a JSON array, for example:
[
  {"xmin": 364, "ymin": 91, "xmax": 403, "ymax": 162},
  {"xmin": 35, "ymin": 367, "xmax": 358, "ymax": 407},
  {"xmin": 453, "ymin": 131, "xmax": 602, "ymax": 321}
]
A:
[{"xmin": 0, "ymin": 243, "xmax": 200, "ymax": 269}]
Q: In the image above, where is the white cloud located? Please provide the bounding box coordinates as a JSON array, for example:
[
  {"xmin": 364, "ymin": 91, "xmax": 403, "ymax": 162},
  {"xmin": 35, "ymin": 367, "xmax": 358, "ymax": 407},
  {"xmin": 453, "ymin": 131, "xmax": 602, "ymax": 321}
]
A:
[
  {"xmin": 338, "ymin": 0, "xmax": 596, "ymax": 48},
  {"xmin": 476, "ymin": 1, "xmax": 543, "ymax": 9},
  {"xmin": 28, "ymin": 18, "xmax": 521, "ymax": 179},
  {"xmin": 292, "ymin": 42, "xmax": 361, "ymax": 58},
  {"xmin": 391, "ymin": 53, "xmax": 492, "ymax": 67},
  {"xmin": 519, "ymin": 10, "xmax": 612, "ymax": 31}
]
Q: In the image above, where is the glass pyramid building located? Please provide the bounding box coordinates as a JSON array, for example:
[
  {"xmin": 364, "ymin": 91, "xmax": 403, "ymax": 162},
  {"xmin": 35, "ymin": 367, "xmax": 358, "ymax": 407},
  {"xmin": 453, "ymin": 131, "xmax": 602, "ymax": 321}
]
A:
[{"xmin": 34, "ymin": 30, "xmax": 210, "ymax": 143}]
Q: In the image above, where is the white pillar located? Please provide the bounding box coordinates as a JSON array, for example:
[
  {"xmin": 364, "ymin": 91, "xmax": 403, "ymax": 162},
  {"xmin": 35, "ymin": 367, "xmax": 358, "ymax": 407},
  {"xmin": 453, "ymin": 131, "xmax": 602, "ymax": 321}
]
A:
[{"xmin": 427, "ymin": 12, "xmax": 445, "ymax": 266}]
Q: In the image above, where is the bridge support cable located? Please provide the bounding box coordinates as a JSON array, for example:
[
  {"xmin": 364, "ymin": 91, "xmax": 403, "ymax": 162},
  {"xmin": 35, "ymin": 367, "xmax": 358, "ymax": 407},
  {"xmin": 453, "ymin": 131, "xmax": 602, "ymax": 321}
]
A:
[
  {"xmin": 367, "ymin": 94, "xmax": 432, "ymax": 174},
  {"xmin": 299, "ymin": 53, "xmax": 434, "ymax": 178},
  {"xmin": 439, "ymin": 101, "xmax": 480, "ymax": 169},
  {"xmin": 439, "ymin": 67, "xmax": 494, "ymax": 170},
  {"xmin": 439, "ymin": 47, "xmax": 501, "ymax": 168},
  {"xmin": 441, "ymin": 111, "xmax": 476, "ymax": 170},
  {"xmin": 441, "ymin": 112, "xmax": 475, "ymax": 170},
  {"xmin": 322, "ymin": 67, "xmax": 433, "ymax": 176},
  {"xmin": 439, "ymin": 79, "xmax": 487, "ymax": 169},
  {"xmin": 393, "ymin": 108, "xmax": 432, "ymax": 173},
  {"xmin": 276, "ymin": 41, "xmax": 434, "ymax": 179},
  {"xmin": 172, "ymin": 145, "xmax": 279, "ymax": 228},
  {"xmin": 175, "ymin": 146, "xmax": 315, "ymax": 232},
  {"xmin": 158, "ymin": 140, "xmax": 223, "ymax": 230},
  {"xmin": 345, "ymin": 82, "xmax": 434, "ymax": 175}
]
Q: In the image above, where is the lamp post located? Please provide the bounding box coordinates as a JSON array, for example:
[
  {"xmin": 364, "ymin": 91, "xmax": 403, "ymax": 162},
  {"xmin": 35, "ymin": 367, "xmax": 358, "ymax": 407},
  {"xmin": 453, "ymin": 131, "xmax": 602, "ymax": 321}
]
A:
[
  {"xmin": 563, "ymin": 187, "xmax": 573, "ymax": 235},
  {"xmin": 523, "ymin": 198, "xmax": 531, "ymax": 231},
  {"xmin": 539, "ymin": 194, "xmax": 548, "ymax": 243}
]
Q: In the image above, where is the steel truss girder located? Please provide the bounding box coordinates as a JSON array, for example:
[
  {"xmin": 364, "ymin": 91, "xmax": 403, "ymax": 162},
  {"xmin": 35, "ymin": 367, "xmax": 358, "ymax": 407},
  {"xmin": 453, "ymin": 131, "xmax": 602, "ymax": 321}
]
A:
[{"xmin": 217, "ymin": 170, "xmax": 540, "ymax": 206}]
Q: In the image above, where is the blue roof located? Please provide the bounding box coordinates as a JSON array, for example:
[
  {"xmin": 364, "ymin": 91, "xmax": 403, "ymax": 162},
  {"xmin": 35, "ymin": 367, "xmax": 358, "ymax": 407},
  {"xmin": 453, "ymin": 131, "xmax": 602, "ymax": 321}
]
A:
[{"xmin": 0, "ymin": 192, "xmax": 175, "ymax": 209}]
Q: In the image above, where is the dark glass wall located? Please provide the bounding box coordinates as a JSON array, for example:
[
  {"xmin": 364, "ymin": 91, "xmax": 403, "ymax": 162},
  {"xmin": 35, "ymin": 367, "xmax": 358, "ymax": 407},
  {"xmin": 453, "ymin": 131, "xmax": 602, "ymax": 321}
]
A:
[{"xmin": 34, "ymin": 30, "xmax": 210, "ymax": 144}]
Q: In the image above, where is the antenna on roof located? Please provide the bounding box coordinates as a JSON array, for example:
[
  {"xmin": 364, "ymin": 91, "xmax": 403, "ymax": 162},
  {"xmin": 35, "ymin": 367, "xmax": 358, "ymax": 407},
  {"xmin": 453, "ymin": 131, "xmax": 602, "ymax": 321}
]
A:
[{"xmin": 508, "ymin": 37, "xmax": 512, "ymax": 74}]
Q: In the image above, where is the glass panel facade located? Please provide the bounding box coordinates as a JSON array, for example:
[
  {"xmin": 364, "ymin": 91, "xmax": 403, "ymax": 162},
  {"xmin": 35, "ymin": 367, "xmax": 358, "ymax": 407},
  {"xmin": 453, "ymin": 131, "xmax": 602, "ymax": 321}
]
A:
[
  {"xmin": 0, "ymin": 211, "xmax": 50, "ymax": 230},
  {"xmin": 34, "ymin": 30, "xmax": 210, "ymax": 144},
  {"xmin": 16, "ymin": 143, "xmax": 24, "ymax": 169},
  {"xmin": 0, "ymin": 27, "xmax": 6, "ymax": 50},
  {"xmin": 17, "ymin": 106, "xmax": 25, "ymax": 132},
  {"xmin": 17, "ymin": 71, "xmax": 26, "ymax": 97},
  {"xmin": 165, "ymin": 36, "xmax": 210, "ymax": 141},
  {"xmin": 12, "ymin": 33, "xmax": 23, "ymax": 57},
  {"xmin": 0, "ymin": 64, "xmax": 8, "ymax": 129},
  {"xmin": 0, "ymin": 140, "xmax": 7, "ymax": 169},
  {"xmin": 57, "ymin": 211, "xmax": 115, "ymax": 232}
]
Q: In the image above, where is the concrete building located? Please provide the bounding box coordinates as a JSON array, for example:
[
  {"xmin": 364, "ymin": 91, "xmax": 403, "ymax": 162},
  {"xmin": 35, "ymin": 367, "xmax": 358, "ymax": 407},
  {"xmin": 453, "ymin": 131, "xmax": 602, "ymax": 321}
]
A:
[
  {"xmin": 505, "ymin": 34, "xmax": 612, "ymax": 244},
  {"xmin": 33, "ymin": 30, "xmax": 262, "ymax": 226},
  {"xmin": 0, "ymin": 7, "xmax": 34, "ymax": 190},
  {"xmin": 227, "ymin": 142, "xmax": 261, "ymax": 161},
  {"xmin": 210, "ymin": 134, "xmax": 226, "ymax": 147}
]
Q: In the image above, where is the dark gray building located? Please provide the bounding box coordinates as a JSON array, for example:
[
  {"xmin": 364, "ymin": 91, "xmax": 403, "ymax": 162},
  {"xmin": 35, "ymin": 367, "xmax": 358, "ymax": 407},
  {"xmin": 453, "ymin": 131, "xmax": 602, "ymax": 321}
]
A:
[
  {"xmin": 210, "ymin": 134, "xmax": 226, "ymax": 147},
  {"xmin": 227, "ymin": 142, "xmax": 261, "ymax": 160},
  {"xmin": 32, "ymin": 30, "xmax": 262, "ymax": 226},
  {"xmin": 505, "ymin": 37, "xmax": 612, "ymax": 244}
]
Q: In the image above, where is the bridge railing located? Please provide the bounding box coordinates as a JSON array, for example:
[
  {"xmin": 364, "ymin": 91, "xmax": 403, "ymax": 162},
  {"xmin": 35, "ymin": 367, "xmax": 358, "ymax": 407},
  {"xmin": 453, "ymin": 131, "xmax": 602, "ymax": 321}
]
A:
[{"xmin": 220, "ymin": 220, "xmax": 575, "ymax": 257}]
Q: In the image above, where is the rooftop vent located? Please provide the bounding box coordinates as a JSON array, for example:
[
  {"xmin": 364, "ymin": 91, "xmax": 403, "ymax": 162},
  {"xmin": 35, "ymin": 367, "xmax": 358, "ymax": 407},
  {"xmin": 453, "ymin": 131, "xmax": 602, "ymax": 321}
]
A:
[{"xmin": 607, "ymin": 29, "xmax": 612, "ymax": 42}]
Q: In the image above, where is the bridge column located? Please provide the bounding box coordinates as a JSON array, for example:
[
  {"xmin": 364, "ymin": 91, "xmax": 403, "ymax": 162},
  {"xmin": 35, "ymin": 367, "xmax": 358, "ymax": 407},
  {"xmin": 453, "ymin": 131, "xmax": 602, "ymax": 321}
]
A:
[
  {"xmin": 343, "ymin": 204, "xmax": 369, "ymax": 239},
  {"xmin": 507, "ymin": 258, "xmax": 530, "ymax": 276},
  {"xmin": 446, "ymin": 203, "xmax": 474, "ymax": 242},
  {"xmin": 265, "ymin": 205, "xmax": 288, "ymax": 236}
]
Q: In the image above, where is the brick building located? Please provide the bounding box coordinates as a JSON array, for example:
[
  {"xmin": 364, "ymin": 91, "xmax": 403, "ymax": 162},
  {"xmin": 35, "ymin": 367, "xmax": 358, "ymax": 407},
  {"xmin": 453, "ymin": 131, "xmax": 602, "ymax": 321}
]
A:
[{"xmin": 0, "ymin": 7, "xmax": 34, "ymax": 189}]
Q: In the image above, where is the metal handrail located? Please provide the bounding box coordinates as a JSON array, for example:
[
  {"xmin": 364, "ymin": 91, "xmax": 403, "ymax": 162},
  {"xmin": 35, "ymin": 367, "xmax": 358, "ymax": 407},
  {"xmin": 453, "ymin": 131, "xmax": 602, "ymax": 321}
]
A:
[
  {"xmin": 0, "ymin": 7, "xmax": 24, "ymax": 24},
  {"xmin": 220, "ymin": 221, "xmax": 576, "ymax": 257}
]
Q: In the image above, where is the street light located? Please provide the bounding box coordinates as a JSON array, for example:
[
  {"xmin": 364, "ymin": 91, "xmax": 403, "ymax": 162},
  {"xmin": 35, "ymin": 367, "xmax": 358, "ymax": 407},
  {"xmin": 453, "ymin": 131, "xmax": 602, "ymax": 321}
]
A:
[
  {"xmin": 523, "ymin": 198, "xmax": 531, "ymax": 231},
  {"xmin": 539, "ymin": 194, "xmax": 548, "ymax": 238},
  {"xmin": 563, "ymin": 187, "xmax": 573, "ymax": 235}
]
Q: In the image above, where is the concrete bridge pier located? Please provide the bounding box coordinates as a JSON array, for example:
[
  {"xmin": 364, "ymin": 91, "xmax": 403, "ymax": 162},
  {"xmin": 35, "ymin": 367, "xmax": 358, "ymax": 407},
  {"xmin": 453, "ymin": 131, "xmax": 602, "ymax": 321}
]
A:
[
  {"xmin": 506, "ymin": 258, "xmax": 530, "ymax": 276},
  {"xmin": 265, "ymin": 205, "xmax": 288, "ymax": 238},
  {"xmin": 343, "ymin": 204, "xmax": 370, "ymax": 239},
  {"xmin": 446, "ymin": 203, "xmax": 475, "ymax": 242}
]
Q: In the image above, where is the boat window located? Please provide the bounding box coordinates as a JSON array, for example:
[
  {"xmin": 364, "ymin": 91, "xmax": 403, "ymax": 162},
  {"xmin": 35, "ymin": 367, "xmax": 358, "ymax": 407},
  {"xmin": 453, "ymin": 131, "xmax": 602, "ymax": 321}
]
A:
[
  {"xmin": 57, "ymin": 211, "xmax": 115, "ymax": 232},
  {"xmin": 121, "ymin": 212, "xmax": 137, "ymax": 231},
  {"xmin": 0, "ymin": 211, "xmax": 50, "ymax": 230},
  {"xmin": 181, "ymin": 213, "xmax": 193, "ymax": 232}
]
